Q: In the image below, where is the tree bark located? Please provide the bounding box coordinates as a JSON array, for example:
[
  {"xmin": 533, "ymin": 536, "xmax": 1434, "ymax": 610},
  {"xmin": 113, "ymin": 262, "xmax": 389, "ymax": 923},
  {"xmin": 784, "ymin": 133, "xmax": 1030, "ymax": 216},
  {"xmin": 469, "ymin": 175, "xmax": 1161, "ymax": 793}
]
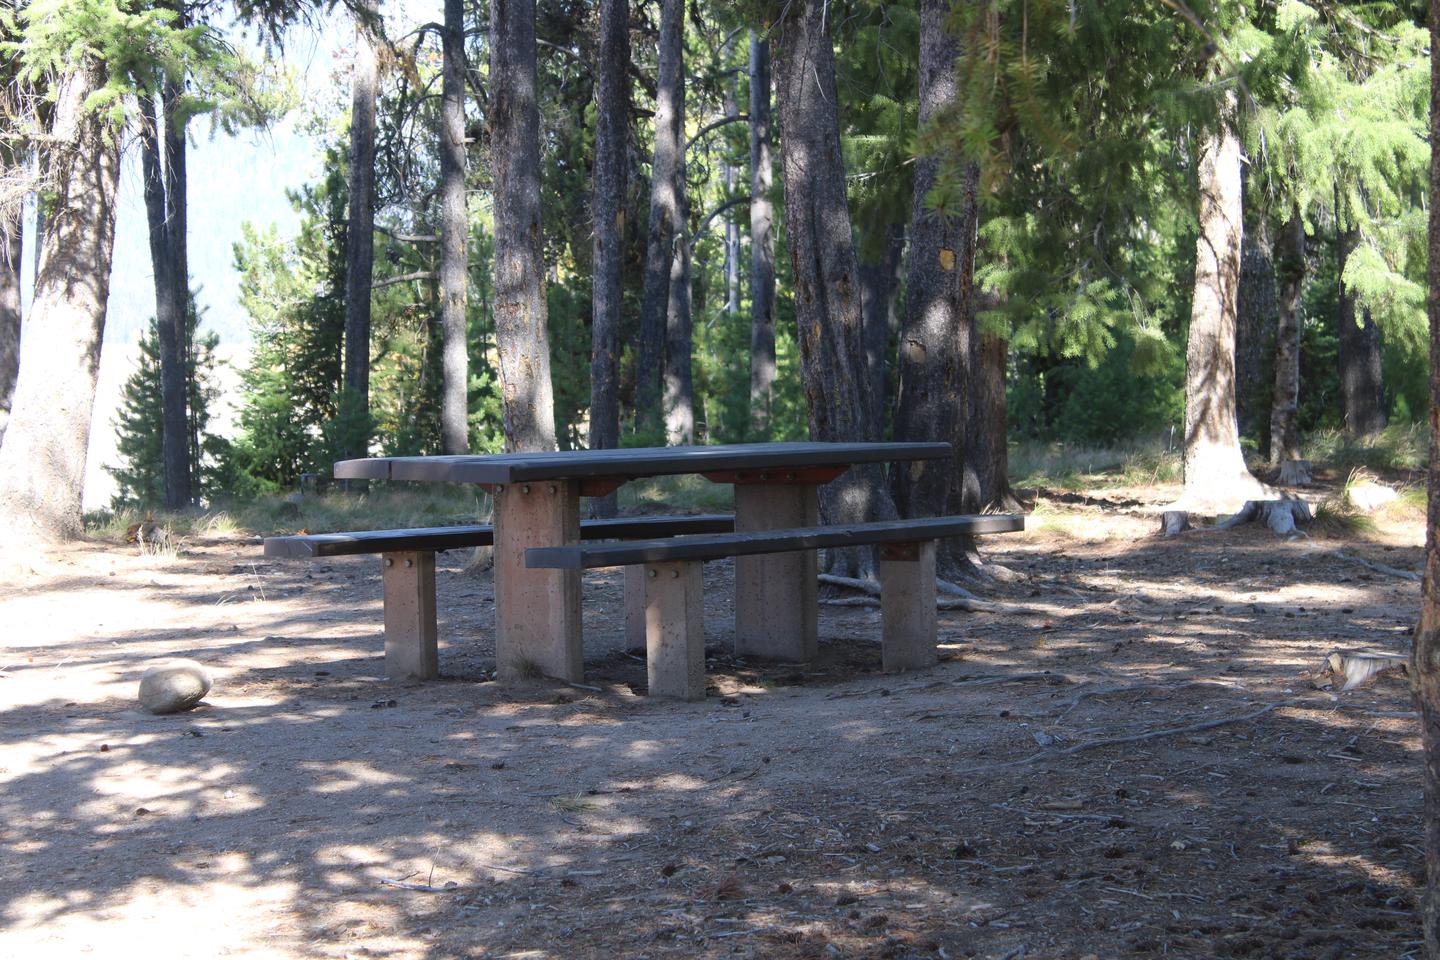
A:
[
  {"xmin": 141, "ymin": 77, "xmax": 192, "ymax": 510},
  {"xmin": 1236, "ymin": 217, "xmax": 1276, "ymax": 445},
  {"xmin": 775, "ymin": 0, "xmax": 896, "ymax": 577},
  {"xmin": 722, "ymin": 35, "xmax": 741, "ymax": 323},
  {"xmin": 662, "ymin": 186, "xmax": 695, "ymax": 444},
  {"xmin": 490, "ymin": 0, "xmax": 557, "ymax": 451},
  {"xmin": 1181, "ymin": 99, "xmax": 1267, "ymax": 510},
  {"xmin": 343, "ymin": 4, "xmax": 378, "ymax": 457},
  {"xmin": 588, "ymin": 0, "xmax": 628, "ymax": 514},
  {"xmin": 859, "ymin": 221, "xmax": 904, "ymax": 439},
  {"xmin": 634, "ymin": 0, "xmax": 684, "ymax": 437},
  {"xmin": 438, "ymin": 0, "xmax": 469, "ymax": 455},
  {"xmin": 0, "ymin": 148, "xmax": 20, "ymax": 447},
  {"xmin": 1415, "ymin": 10, "xmax": 1440, "ymax": 953},
  {"xmin": 971, "ymin": 327, "xmax": 1015, "ymax": 511},
  {"xmin": 0, "ymin": 62, "xmax": 120, "ymax": 542},
  {"xmin": 1338, "ymin": 228, "xmax": 1387, "ymax": 440},
  {"xmin": 892, "ymin": 0, "xmax": 978, "ymax": 575},
  {"xmin": 1269, "ymin": 209, "xmax": 1305, "ymax": 466},
  {"xmin": 747, "ymin": 30, "xmax": 776, "ymax": 439}
]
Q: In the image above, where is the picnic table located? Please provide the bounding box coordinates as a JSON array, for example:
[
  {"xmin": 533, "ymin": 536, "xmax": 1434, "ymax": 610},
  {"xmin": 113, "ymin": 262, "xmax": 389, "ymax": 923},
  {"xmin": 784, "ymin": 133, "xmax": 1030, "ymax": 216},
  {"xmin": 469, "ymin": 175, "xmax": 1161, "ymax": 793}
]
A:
[{"xmin": 336, "ymin": 442, "xmax": 950, "ymax": 683}]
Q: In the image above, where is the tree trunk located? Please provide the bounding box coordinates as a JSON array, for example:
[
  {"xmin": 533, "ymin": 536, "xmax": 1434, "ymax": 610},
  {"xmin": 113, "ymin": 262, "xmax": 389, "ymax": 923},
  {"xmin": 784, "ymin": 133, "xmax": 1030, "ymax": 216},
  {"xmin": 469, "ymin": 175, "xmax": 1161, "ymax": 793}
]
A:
[
  {"xmin": 747, "ymin": 30, "xmax": 776, "ymax": 440},
  {"xmin": 438, "ymin": 0, "xmax": 469, "ymax": 455},
  {"xmin": 775, "ymin": 0, "xmax": 895, "ymax": 577},
  {"xmin": 141, "ymin": 80, "xmax": 192, "ymax": 510},
  {"xmin": 1236, "ymin": 217, "xmax": 1276, "ymax": 445},
  {"xmin": 1338, "ymin": 228, "xmax": 1387, "ymax": 440},
  {"xmin": 588, "ymin": 0, "xmax": 628, "ymax": 514},
  {"xmin": 662, "ymin": 186, "xmax": 695, "ymax": 444},
  {"xmin": 1269, "ymin": 209, "xmax": 1305, "ymax": 466},
  {"xmin": 0, "ymin": 63, "xmax": 120, "ymax": 542},
  {"xmin": 0, "ymin": 149, "xmax": 20, "ymax": 447},
  {"xmin": 1181, "ymin": 101, "xmax": 1267, "ymax": 510},
  {"xmin": 1414, "ymin": 10, "xmax": 1440, "ymax": 953},
  {"xmin": 859, "ymin": 221, "xmax": 904, "ymax": 439},
  {"xmin": 722, "ymin": 35, "xmax": 740, "ymax": 322},
  {"xmin": 892, "ymin": 0, "xmax": 978, "ymax": 575},
  {"xmin": 490, "ymin": 0, "xmax": 557, "ymax": 451},
  {"xmin": 343, "ymin": 4, "xmax": 378, "ymax": 457},
  {"xmin": 634, "ymin": 0, "xmax": 684, "ymax": 437},
  {"xmin": 971, "ymin": 326, "xmax": 1015, "ymax": 511}
]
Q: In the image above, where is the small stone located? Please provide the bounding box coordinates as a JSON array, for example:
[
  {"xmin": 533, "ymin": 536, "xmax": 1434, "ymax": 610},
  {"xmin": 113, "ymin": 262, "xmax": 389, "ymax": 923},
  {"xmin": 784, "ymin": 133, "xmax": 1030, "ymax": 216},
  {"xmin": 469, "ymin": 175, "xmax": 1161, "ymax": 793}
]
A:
[{"xmin": 138, "ymin": 660, "xmax": 212, "ymax": 715}]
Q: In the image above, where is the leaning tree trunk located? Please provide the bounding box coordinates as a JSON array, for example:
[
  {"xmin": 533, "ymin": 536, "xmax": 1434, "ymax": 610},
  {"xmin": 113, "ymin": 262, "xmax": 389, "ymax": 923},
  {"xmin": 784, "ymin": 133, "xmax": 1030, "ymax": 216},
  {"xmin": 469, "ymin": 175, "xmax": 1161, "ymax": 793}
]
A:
[
  {"xmin": 1181, "ymin": 100, "xmax": 1267, "ymax": 510},
  {"xmin": 633, "ymin": 0, "xmax": 684, "ymax": 437},
  {"xmin": 1269, "ymin": 209, "xmax": 1305, "ymax": 468},
  {"xmin": 438, "ymin": 0, "xmax": 469, "ymax": 455},
  {"xmin": 1338, "ymin": 228, "xmax": 1387, "ymax": 440},
  {"xmin": 747, "ymin": 30, "xmax": 776, "ymax": 439},
  {"xmin": 892, "ymin": 0, "xmax": 978, "ymax": 575},
  {"xmin": 0, "ymin": 63, "xmax": 120, "ymax": 542},
  {"xmin": 491, "ymin": 0, "xmax": 558, "ymax": 451},
  {"xmin": 775, "ymin": 0, "xmax": 896, "ymax": 578},
  {"xmin": 0, "ymin": 147, "xmax": 20, "ymax": 447},
  {"xmin": 859, "ymin": 221, "xmax": 904, "ymax": 439},
  {"xmin": 1236, "ymin": 217, "xmax": 1276, "ymax": 446},
  {"xmin": 141, "ymin": 81, "xmax": 192, "ymax": 510},
  {"xmin": 343, "ymin": 4, "xmax": 378, "ymax": 458},
  {"xmin": 1415, "ymin": 5, "xmax": 1440, "ymax": 951},
  {"xmin": 588, "ymin": 0, "xmax": 628, "ymax": 514}
]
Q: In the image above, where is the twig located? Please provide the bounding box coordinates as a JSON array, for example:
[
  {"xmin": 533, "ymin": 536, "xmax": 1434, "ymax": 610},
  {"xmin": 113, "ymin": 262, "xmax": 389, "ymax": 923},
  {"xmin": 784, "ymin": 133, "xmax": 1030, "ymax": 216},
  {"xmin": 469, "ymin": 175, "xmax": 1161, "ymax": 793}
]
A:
[
  {"xmin": 956, "ymin": 701, "xmax": 1290, "ymax": 774},
  {"xmin": 1334, "ymin": 550, "xmax": 1420, "ymax": 582},
  {"xmin": 1051, "ymin": 679, "xmax": 1243, "ymax": 715},
  {"xmin": 379, "ymin": 877, "xmax": 469, "ymax": 892}
]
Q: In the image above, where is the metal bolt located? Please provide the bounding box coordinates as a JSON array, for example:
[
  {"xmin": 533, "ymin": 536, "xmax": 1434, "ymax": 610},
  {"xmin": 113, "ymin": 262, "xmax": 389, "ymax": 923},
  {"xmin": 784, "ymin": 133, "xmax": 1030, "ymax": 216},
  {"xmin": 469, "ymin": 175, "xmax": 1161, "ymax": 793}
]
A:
[
  {"xmin": 404, "ymin": 558, "xmax": 414, "ymax": 568},
  {"xmin": 548, "ymin": 484, "xmax": 557, "ymax": 495},
  {"xmin": 648, "ymin": 568, "xmax": 657, "ymax": 578},
  {"xmin": 521, "ymin": 484, "xmax": 531, "ymax": 494},
  {"xmin": 385, "ymin": 558, "xmax": 393, "ymax": 567},
  {"xmin": 670, "ymin": 569, "xmax": 679, "ymax": 578}
]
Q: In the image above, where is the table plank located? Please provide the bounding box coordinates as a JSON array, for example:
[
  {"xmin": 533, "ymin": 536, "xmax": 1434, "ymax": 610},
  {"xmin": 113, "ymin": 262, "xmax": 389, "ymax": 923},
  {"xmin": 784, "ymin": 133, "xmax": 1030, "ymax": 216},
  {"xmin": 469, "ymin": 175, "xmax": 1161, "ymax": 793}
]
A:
[{"xmin": 335, "ymin": 441, "xmax": 950, "ymax": 484}]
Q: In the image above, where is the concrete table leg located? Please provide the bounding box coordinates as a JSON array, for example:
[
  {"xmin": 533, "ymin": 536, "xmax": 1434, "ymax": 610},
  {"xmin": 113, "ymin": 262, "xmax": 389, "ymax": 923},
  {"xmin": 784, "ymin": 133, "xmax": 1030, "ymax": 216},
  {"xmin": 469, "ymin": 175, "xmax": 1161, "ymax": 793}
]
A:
[
  {"xmin": 879, "ymin": 541, "xmax": 938, "ymax": 673},
  {"xmin": 643, "ymin": 560, "xmax": 706, "ymax": 700},
  {"xmin": 381, "ymin": 550, "xmax": 439, "ymax": 680},
  {"xmin": 493, "ymin": 481, "xmax": 583, "ymax": 683},
  {"xmin": 733, "ymin": 484, "xmax": 818, "ymax": 661},
  {"xmin": 623, "ymin": 564, "xmax": 646, "ymax": 654}
]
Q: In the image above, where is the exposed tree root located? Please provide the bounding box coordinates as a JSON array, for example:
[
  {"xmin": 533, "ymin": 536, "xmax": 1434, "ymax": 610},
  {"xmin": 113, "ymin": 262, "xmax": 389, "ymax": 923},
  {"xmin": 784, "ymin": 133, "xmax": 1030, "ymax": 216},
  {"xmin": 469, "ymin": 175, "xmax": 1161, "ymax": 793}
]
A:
[
  {"xmin": 816, "ymin": 572, "xmax": 1048, "ymax": 615},
  {"xmin": 1214, "ymin": 499, "xmax": 1312, "ymax": 536},
  {"xmin": 1333, "ymin": 549, "xmax": 1421, "ymax": 582},
  {"xmin": 1050, "ymin": 679, "xmax": 1245, "ymax": 715}
]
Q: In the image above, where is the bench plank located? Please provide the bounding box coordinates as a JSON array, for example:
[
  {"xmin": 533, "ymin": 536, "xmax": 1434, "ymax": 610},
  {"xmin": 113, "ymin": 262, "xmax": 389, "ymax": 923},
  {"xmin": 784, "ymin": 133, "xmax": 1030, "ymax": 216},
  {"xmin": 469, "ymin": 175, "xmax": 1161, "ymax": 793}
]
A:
[
  {"xmin": 264, "ymin": 514, "xmax": 737, "ymax": 559},
  {"xmin": 336, "ymin": 441, "xmax": 950, "ymax": 484},
  {"xmin": 526, "ymin": 515, "xmax": 1025, "ymax": 569}
]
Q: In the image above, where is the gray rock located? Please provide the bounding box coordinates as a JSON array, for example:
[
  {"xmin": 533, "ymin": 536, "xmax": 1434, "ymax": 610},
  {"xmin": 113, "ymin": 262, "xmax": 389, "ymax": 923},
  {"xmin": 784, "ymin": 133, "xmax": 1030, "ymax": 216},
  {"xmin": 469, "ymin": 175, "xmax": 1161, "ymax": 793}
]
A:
[{"xmin": 138, "ymin": 660, "xmax": 212, "ymax": 714}]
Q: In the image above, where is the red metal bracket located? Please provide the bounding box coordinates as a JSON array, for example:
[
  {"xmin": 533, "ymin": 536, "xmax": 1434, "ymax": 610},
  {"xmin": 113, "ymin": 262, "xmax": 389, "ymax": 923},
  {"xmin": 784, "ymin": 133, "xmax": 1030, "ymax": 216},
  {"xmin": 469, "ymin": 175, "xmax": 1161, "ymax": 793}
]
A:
[
  {"xmin": 579, "ymin": 477, "xmax": 629, "ymax": 498},
  {"xmin": 878, "ymin": 542, "xmax": 921, "ymax": 562},
  {"xmin": 700, "ymin": 465, "xmax": 848, "ymax": 486}
]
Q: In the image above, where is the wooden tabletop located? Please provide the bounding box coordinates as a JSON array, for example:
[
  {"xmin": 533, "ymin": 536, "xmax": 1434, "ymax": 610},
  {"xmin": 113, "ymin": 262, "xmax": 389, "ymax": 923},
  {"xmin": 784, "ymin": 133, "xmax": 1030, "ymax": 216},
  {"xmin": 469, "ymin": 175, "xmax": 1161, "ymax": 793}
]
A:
[{"xmin": 335, "ymin": 441, "xmax": 951, "ymax": 484}]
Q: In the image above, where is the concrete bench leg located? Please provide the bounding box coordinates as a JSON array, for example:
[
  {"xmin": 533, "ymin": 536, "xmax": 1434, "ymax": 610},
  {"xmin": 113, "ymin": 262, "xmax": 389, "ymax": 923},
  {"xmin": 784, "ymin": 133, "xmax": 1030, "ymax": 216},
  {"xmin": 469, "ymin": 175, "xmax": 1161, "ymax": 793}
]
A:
[
  {"xmin": 623, "ymin": 564, "xmax": 646, "ymax": 654},
  {"xmin": 493, "ymin": 481, "xmax": 583, "ymax": 683},
  {"xmin": 643, "ymin": 560, "xmax": 706, "ymax": 700},
  {"xmin": 381, "ymin": 550, "xmax": 439, "ymax": 680},
  {"xmin": 733, "ymin": 484, "xmax": 818, "ymax": 661},
  {"xmin": 879, "ymin": 541, "xmax": 937, "ymax": 673}
]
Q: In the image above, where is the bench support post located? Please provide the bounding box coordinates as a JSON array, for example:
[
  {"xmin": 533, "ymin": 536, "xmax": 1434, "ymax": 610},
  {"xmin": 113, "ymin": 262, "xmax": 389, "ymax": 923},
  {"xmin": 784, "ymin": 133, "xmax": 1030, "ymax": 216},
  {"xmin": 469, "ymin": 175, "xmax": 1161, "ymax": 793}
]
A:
[
  {"xmin": 381, "ymin": 551, "xmax": 439, "ymax": 680},
  {"xmin": 643, "ymin": 560, "xmax": 706, "ymax": 700},
  {"xmin": 623, "ymin": 565, "xmax": 646, "ymax": 654},
  {"xmin": 493, "ymin": 481, "xmax": 583, "ymax": 683},
  {"xmin": 733, "ymin": 484, "xmax": 818, "ymax": 661},
  {"xmin": 879, "ymin": 541, "xmax": 937, "ymax": 673}
]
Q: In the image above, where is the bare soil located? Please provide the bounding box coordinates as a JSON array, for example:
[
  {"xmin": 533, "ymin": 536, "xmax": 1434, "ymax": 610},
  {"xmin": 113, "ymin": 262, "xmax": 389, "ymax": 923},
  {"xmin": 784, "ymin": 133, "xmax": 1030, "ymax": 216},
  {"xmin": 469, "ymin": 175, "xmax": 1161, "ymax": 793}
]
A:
[{"xmin": 0, "ymin": 488, "xmax": 1427, "ymax": 959}]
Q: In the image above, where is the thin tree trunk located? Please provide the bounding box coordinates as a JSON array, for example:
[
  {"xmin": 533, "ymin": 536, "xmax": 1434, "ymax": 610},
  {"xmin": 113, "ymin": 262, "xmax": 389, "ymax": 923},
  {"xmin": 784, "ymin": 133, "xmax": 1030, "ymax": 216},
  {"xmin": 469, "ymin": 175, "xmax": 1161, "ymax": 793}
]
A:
[
  {"xmin": 1181, "ymin": 99, "xmax": 1266, "ymax": 509},
  {"xmin": 662, "ymin": 186, "xmax": 695, "ymax": 444},
  {"xmin": 490, "ymin": 0, "xmax": 557, "ymax": 451},
  {"xmin": 438, "ymin": 0, "xmax": 469, "ymax": 455},
  {"xmin": 0, "ymin": 63, "xmax": 120, "ymax": 542},
  {"xmin": 141, "ymin": 78, "xmax": 191, "ymax": 510},
  {"xmin": 343, "ymin": 4, "xmax": 378, "ymax": 457},
  {"xmin": 1415, "ymin": 6, "xmax": 1440, "ymax": 951},
  {"xmin": 775, "ymin": 0, "xmax": 895, "ymax": 578},
  {"xmin": 858, "ymin": 221, "xmax": 904, "ymax": 439},
  {"xmin": 588, "ymin": 0, "xmax": 628, "ymax": 514},
  {"xmin": 971, "ymin": 326, "xmax": 1015, "ymax": 511},
  {"xmin": 893, "ymin": 0, "xmax": 978, "ymax": 575},
  {"xmin": 747, "ymin": 30, "xmax": 776, "ymax": 440},
  {"xmin": 1236, "ymin": 217, "xmax": 1276, "ymax": 445},
  {"xmin": 722, "ymin": 35, "xmax": 740, "ymax": 322},
  {"xmin": 0, "ymin": 148, "xmax": 20, "ymax": 447},
  {"xmin": 634, "ymin": 0, "xmax": 684, "ymax": 437},
  {"xmin": 1269, "ymin": 209, "xmax": 1305, "ymax": 466},
  {"xmin": 1338, "ymin": 228, "xmax": 1387, "ymax": 439}
]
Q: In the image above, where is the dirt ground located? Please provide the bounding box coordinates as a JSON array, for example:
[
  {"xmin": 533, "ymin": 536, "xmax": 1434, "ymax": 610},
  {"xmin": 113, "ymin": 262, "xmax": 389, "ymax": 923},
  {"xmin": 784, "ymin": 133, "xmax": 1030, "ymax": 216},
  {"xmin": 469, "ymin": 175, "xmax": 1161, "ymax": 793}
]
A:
[{"xmin": 0, "ymin": 485, "xmax": 1429, "ymax": 959}]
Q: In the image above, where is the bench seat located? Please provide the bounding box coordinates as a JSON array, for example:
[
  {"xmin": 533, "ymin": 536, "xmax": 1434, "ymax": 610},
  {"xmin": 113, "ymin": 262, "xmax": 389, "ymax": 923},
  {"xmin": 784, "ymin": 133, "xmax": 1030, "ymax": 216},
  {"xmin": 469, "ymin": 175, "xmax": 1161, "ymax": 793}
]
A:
[
  {"xmin": 526, "ymin": 515, "xmax": 1025, "ymax": 699},
  {"xmin": 263, "ymin": 514, "xmax": 734, "ymax": 680}
]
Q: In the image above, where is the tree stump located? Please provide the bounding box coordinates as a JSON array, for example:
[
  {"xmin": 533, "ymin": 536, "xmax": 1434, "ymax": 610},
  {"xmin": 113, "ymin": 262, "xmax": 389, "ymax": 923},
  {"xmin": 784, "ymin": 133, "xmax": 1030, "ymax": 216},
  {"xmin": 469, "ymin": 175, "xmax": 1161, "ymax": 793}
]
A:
[
  {"xmin": 1215, "ymin": 499, "xmax": 1312, "ymax": 536},
  {"xmin": 1277, "ymin": 459, "xmax": 1312, "ymax": 486},
  {"xmin": 1160, "ymin": 511, "xmax": 1191, "ymax": 537}
]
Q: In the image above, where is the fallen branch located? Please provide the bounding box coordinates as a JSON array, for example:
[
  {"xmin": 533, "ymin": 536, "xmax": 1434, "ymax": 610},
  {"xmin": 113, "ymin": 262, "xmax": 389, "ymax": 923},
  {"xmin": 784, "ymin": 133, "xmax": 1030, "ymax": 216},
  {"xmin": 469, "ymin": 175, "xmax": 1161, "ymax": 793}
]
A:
[
  {"xmin": 956, "ymin": 701, "xmax": 1290, "ymax": 775},
  {"xmin": 1334, "ymin": 550, "xmax": 1420, "ymax": 583},
  {"xmin": 1050, "ymin": 679, "xmax": 1244, "ymax": 714},
  {"xmin": 817, "ymin": 572, "xmax": 1045, "ymax": 615},
  {"xmin": 380, "ymin": 877, "xmax": 469, "ymax": 892}
]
